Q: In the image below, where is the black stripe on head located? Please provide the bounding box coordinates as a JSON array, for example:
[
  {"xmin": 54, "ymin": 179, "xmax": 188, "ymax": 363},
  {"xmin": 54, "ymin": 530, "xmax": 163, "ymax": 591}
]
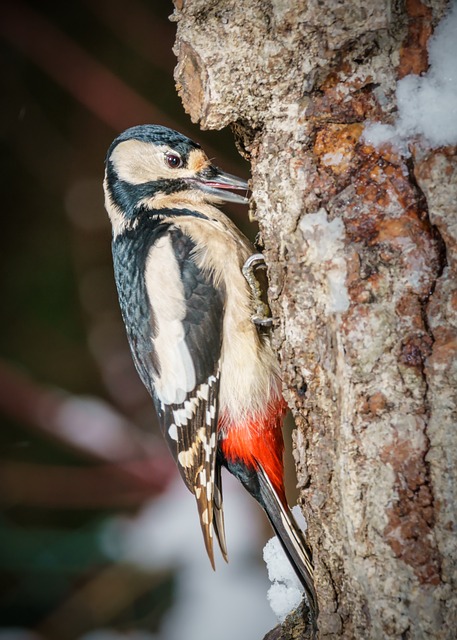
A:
[
  {"xmin": 106, "ymin": 173, "xmax": 185, "ymax": 220},
  {"xmin": 106, "ymin": 124, "xmax": 201, "ymax": 164}
]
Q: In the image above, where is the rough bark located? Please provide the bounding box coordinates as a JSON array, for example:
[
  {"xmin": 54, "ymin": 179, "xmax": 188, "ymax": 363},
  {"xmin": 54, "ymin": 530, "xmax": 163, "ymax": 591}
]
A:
[{"xmin": 172, "ymin": 1, "xmax": 457, "ymax": 638}]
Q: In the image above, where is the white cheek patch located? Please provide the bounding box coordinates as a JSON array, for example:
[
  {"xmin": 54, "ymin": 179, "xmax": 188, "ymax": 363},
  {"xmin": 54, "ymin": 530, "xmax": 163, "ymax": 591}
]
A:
[
  {"xmin": 103, "ymin": 173, "xmax": 128, "ymax": 238},
  {"xmin": 109, "ymin": 140, "xmax": 209, "ymax": 186},
  {"xmin": 110, "ymin": 140, "xmax": 174, "ymax": 185},
  {"xmin": 144, "ymin": 235, "xmax": 196, "ymax": 405}
]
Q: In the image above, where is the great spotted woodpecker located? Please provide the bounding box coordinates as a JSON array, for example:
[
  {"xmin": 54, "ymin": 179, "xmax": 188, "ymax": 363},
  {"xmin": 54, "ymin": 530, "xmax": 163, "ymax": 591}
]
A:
[{"xmin": 103, "ymin": 124, "xmax": 318, "ymax": 618}]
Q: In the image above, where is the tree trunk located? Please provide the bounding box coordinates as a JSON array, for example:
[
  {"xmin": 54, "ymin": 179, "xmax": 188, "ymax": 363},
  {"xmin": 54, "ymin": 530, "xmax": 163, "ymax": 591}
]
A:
[{"xmin": 172, "ymin": 1, "xmax": 457, "ymax": 638}]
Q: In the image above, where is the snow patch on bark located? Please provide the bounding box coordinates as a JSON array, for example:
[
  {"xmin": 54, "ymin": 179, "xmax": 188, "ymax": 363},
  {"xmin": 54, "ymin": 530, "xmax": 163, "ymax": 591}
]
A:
[
  {"xmin": 363, "ymin": 2, "xmax": 457, "ymax": 150},
  {"xmin": 300, "ymin": 208, "xmax": 349, "ymax": 314},
  {"xmin": 263, "ymin": 506, "xmax": 307, "ymax": 622}
]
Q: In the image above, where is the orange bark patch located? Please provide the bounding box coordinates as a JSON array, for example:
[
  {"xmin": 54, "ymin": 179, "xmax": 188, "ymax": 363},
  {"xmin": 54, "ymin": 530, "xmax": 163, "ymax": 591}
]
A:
[
  {"xmin": 367, "ymin": 391, "xmax": 388, "ymax": 415},
  {"xmin": 314, "ymin": 124, "xmax": 363, "ymax": 176},
  {"xmin": 396, "ymin": 294, "xmax": 425, "ymax": 332},
  {"xmin": 306, "ymin": 59, "xmax": 385, "ymax": 124},
  {"xmin": 343, "ymin": 146, "xmax": 433, "ymax": 254},
  {"xmin": 398, "ymin": 0, "xmax": 432, "ymax": 78},
  {"xmin": 376, "ymin": 213, "xmax": 428, "ymax": 244},
  {"xmin": 306, "ymin": 85, "xmax": 384, "ymax": 123},
  {"xmin": 426, "ymin": 333, "xmax": 457, "ymax": 369},
  {"xmin": 360, "ymin": 391, "xmax": 389, "ymax": 417},
  {"xmin": 381, "ymin": 435, "xmax": 441, "ymax": 584}
]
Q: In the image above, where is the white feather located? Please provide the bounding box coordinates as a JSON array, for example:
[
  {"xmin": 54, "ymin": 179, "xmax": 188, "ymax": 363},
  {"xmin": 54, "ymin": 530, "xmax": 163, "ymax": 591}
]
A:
[
  {"xmin": 168, "ymin": 423, "xmax": 178, "ymax": 441},
  {"xmin": 144, "ymin": 235, "xmax": 196, "ymax": 405}
]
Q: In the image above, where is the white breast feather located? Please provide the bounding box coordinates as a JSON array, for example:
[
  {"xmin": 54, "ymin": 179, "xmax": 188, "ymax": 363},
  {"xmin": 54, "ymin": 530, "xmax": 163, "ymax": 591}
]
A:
[
  {"xmin": 177, "ymin": 215, "xmax": 281, "ymax": 422},
  {"xmin": 144, "ymin": 235, "xmax": 196, "ymax": 405}
]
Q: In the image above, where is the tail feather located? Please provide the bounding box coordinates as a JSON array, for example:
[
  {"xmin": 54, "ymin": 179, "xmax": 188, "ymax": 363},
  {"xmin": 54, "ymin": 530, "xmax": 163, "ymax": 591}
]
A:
[
  {"xmin": 194, "ymin": 470, "xmax": 216, "ymax": 570},
  {"xmin": 194, "ymin": 460, "xmax": 228, "ymax": 569},
  {"xmin": 213, "ymin": 463, "xmax": 228, "ymax": 562},
  {"xmin": 257, "ymin": 464, "xmax": 318, "ymax": 619}
]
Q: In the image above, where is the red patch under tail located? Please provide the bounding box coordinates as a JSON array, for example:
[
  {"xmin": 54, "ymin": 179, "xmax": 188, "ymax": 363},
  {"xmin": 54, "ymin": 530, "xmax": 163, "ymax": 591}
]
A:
[{"xmin": 220, "ymin": 396, "xmax": 288, "ymax": 505}]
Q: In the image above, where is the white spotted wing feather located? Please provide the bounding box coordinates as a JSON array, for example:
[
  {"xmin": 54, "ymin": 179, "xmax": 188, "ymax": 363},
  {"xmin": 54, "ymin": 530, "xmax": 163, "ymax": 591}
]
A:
[{"xmin": 143, "ymin": 226, "xmax": 226, "ymax": 565}]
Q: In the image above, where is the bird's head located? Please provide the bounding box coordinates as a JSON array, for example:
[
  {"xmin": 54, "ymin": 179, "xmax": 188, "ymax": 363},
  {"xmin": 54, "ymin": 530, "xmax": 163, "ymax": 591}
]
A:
[{"xmin": 104, "ymin": 124, "xmax": 249, "ymax": 236}]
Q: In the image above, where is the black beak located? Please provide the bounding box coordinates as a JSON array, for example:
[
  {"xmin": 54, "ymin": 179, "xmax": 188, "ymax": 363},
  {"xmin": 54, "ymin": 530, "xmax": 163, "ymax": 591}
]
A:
[{"xmin": 191, "ymin": 167, "xmax": 249, "ymax": 204}]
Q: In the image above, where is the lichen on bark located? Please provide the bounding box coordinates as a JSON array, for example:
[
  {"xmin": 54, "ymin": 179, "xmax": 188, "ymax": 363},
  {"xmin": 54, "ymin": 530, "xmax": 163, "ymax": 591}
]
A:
[{"xmin": 172, "ymin": 1, "xmax": 457, "ymax": 637}]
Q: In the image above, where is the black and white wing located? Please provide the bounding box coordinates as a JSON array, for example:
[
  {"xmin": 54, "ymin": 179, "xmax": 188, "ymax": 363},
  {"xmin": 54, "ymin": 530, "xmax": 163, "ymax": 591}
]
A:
[{"xmin": 134, "ymin": 224, "xmax": 227, "ymax": 566}]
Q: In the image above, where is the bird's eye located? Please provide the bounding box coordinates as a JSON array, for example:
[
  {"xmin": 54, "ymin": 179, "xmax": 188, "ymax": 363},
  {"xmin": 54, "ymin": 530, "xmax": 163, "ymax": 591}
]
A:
[{"xmin": 166, "ymin": 152, "xmax": 183, "ymax": 169}]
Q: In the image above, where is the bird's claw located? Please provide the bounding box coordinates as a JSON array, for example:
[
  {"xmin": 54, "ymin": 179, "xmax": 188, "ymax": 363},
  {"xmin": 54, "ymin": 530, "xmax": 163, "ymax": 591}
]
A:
[{"xmin": 242, "ymin": 253, "xmax": 273, "ymax": 328}]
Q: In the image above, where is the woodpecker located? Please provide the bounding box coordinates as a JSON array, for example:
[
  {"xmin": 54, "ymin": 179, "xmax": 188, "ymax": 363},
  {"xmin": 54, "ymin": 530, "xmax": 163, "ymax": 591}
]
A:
[{"xmin": 103, "ymin": 124, "xmax": 318, "ymax": 618}]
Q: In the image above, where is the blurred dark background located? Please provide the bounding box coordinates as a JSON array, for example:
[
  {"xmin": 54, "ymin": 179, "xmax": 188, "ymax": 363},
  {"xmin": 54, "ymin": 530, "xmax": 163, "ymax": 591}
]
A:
[{"xmin": 0, "ymin": 2, "xmax": 256, "ymax": 638}]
